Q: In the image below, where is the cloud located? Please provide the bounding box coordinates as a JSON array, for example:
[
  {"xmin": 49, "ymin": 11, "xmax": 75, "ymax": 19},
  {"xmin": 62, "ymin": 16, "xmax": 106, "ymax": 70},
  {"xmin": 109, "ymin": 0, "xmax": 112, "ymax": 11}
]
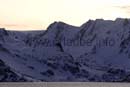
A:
[
  {"xmin": 0, "ymin": 24, "xmax": 42, "ymax": 30},
  {"xmin": 115, "ymin": 5, "xmax": 130, "ymax": 14},
  {"xmin": 117, "ymin": 6, "xmax": 130, "ymax": 9}
]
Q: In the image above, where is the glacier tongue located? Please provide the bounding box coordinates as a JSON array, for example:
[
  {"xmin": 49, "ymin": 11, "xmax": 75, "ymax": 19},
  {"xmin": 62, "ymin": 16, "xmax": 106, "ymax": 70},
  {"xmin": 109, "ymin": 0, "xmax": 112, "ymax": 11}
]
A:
[{"xmin": 0, "ymin": 19, "xmax": 130, "ymax": 81}]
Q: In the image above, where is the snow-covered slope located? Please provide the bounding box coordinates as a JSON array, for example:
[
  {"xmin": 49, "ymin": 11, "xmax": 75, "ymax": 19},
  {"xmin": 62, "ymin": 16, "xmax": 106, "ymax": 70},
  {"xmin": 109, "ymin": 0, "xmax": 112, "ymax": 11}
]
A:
[{"xmin": 1, "ymin": 18, "xmax": 130, "ymax": 82}]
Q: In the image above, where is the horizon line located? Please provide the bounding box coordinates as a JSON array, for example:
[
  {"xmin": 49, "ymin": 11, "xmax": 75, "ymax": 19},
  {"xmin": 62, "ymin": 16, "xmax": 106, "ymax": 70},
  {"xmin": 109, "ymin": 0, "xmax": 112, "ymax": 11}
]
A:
[{"xmin": 1, "ymin": 17, "xmax": 130, "ymax": 31}]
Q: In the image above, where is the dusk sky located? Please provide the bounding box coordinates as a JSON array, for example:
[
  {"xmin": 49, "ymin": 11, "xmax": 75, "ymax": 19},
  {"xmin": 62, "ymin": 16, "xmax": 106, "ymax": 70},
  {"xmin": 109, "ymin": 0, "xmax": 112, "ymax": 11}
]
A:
[{"xmin": 0, "ymin": 0, "xmax": 130, "ymax": 30}]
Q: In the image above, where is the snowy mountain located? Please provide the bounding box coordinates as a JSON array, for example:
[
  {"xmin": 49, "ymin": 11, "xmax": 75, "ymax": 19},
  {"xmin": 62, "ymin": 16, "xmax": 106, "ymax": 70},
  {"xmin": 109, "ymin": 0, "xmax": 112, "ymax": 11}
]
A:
[{"xmin": 1, "ymin": 18, "xmax": 130, "ymax": 82}]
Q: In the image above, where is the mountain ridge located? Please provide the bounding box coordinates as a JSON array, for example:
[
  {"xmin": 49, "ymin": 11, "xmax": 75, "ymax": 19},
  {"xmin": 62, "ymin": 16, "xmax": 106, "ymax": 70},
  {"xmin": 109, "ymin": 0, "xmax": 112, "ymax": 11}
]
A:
[{"xmin": 0, "ymin": 18, "xmax": 130, "ymax": 81}]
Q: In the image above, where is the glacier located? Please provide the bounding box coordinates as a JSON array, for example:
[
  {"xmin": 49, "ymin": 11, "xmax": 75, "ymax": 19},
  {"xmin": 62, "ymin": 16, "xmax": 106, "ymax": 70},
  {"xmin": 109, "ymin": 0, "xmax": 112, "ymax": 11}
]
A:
[{"xmin": 0, "ymin": 18, "xmax": 130, "ymax": 81}]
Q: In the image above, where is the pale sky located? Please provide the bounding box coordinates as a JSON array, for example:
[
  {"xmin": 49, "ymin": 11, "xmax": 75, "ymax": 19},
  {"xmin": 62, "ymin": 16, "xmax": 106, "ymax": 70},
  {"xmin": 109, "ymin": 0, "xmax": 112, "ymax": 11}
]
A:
[{"xmin": 0, "ymin": 0, "xmax": 130, "ymax": 30}]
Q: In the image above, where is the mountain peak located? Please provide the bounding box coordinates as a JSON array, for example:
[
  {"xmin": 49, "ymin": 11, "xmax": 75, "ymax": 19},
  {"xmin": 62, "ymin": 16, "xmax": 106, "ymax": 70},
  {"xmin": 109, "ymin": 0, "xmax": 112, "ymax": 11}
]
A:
[{"xmin": 47, "ymin": 21, "xmax": 67, "ymax": 30}]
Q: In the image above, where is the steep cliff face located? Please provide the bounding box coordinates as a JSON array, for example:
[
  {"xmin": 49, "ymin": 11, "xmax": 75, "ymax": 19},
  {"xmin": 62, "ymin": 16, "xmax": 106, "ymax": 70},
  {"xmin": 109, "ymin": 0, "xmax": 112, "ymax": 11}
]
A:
[{"xmin": 0, "ymin": 18, "xmax": 130, "ymax": 82}]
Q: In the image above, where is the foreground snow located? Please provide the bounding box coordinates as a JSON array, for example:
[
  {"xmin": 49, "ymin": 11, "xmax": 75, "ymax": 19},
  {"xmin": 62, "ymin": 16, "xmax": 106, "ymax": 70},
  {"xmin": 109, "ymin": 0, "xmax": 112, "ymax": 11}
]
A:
[{"xmin": 1, "ymin": 18, "xmax": 130, "ymax": 82}]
